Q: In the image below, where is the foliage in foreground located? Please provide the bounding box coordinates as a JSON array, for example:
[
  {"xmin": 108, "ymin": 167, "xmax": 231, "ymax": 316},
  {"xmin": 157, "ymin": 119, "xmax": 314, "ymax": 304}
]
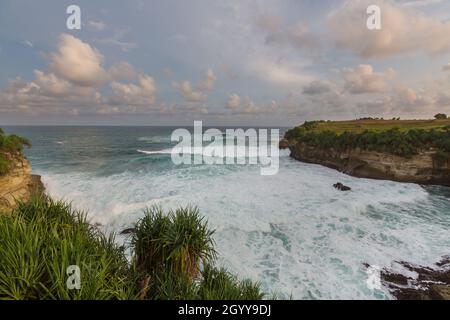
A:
[
  {"xmin": 0, "ymin": 128, "xmax": 31, "ymax": 175},
  {"xmin": 285, "ymin": 121, "xmax": 450, "ymax": 158},
  {"xmin": 0, "ymin": 196, "xmax": 263, "ymax": 300}
]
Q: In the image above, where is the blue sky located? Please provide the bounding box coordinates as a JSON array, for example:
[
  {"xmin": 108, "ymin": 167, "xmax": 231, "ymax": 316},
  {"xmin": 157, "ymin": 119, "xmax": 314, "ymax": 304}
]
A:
[{"xmin": 1, "ymin": 0, "xmax": 450, "ymax": 125}]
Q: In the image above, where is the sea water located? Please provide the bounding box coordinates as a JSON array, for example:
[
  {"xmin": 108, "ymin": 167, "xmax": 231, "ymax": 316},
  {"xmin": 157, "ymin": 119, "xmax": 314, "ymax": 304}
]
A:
[{"xmin": 6, "ymin": 126, "xmax": 450, "ymax": 299}]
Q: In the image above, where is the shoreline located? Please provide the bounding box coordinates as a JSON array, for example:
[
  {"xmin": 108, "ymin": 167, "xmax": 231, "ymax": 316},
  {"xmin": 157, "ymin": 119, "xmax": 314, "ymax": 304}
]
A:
[{"xmin": 281, "ymin": 139, "xmax": 450, "ymax": 187}]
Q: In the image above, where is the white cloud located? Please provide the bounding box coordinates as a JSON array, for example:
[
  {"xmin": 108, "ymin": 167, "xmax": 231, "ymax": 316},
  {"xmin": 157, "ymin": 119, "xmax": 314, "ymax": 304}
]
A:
[
  {"xmin": 87, "ymin": 20, "xmax": 106, "ymax": 31},
  {"xmin": 226, "ymin": 93, "xmax": 241, "ymax": 109},
  {"xmin": 249, "ymin": 58, "xmax": 314, "ymax": 86},
  {"xmin": 342, "ymin": 64, "xmax": 395, "ymax": 94},
  {"xmin": 110, "ymin": 75, "xmax": 156, "ymax": 107},
  {"xmin": 0, "ymin": 34, "xmax": 157, "ymax": 116},
  {"xmin": 198, "ymin": 69, "xmax": 216, "ymax": 91},
  {"xmin": 96, "ymin": 28, "xmax": 137, "ymax": 52},
  {"xmin": 172, "ymin": 81, "xmax": 207, "ymax": 102},
  {"xmin": 108, "ymin": 62, "xmax": 138, "ymax": 81},
  {"xmin": 329, "ymin": 0, "xmax": 450, "ymax": 58},
  {"xmin": 49, "ymin": 34, "xmax": 107, "ymax": 87}
]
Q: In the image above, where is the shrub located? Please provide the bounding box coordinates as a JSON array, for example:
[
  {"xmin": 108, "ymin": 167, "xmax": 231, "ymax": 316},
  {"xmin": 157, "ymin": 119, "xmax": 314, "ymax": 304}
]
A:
[
  {"xmin": 0, "ymin": 197, "xmax": 263, "ymax": 300},
  {"xmin": 0, "ymin": 196, "xmax": 135, "ymax": 300},
  {"xmin": 198, "ymin": 265, "xmax": 264, "ymax": 300},
  {"xmin": 0, "ymin": 154, "xmax": 11, "ymax": 175},
  {"xmin": 285, "ymin": 122, "xmax": 450, "ymax": 157},
  {"xmin": 434, "ymin": 113, "xmax": 448, "ymax": 120},
  {"xmin": 131, "ymin": 205, "xmax": 264, "ymax": 300},
  {"xmin": 132, "ymin": 206, "xmax": 216, "ymax": 279},
  {"xmin": 0, "ymin": 128, "xmax": 31, "ymax": 175}
]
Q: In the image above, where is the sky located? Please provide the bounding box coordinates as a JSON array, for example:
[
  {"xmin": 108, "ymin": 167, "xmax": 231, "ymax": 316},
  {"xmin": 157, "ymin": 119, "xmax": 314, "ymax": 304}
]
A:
[{"xmin": 1, "ymin": 0, "xmax": 450, "ymax": 126}]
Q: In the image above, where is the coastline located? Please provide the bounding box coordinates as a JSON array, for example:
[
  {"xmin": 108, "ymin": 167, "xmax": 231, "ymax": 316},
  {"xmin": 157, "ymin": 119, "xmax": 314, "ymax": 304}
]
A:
[{"xmin": 280, "ymin": 139, "xmax": 450, "ymax": 187}]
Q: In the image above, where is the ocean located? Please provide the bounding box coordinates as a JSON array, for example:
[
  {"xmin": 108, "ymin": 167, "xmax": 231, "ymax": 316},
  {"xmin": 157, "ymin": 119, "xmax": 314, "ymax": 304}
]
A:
[{"xmin": 4, "ymin": 126, "xmax": 450, "ymax": 299}]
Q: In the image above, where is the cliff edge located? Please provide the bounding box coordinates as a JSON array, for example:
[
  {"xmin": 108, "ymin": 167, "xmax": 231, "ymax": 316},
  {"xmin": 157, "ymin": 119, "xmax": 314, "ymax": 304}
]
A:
[
  {"xmin": 0, "ymin": 154, "xmax": 44, "ymax": 214},
  {"xmin": 281, "ymin": 139, "xmax": 450, "ymax": 186}
]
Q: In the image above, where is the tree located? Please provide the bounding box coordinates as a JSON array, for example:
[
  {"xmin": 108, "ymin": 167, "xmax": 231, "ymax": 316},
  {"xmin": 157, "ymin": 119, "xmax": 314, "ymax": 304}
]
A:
[{"xmin": 434, "ymin": 113, "xmax": 448, "ymax": 120}]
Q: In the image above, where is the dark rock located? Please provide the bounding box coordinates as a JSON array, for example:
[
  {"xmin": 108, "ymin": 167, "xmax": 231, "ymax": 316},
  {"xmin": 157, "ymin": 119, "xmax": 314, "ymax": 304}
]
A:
[
  {"xmin": 279, "ymin": 138, "xmax": 292, "ymax": 149},
  {"xmin": 378, "ymin": 258, "xmax": 450, "ymax": 300},
  {"xmin": 120, "ymin": 227, "xmax": 136, "ymax": 235},
  {"xmin": 333, "ymin": 182, "xmax": 351, "ymax": 191}
]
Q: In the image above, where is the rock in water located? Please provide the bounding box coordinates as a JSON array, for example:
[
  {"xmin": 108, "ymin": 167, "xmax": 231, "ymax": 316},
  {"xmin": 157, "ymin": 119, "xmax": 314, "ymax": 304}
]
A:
[
  {"xmin": 120, "ymin": 227, "xmax": 136, "ymax": 235},
  {"xmin": 333, "ymin": 182, "xmax": 351, "ymax": 191}
]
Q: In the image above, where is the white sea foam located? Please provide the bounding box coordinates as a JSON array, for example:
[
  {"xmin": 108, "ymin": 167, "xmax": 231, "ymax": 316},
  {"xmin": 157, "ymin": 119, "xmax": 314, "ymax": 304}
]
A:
[
  {"xmin": 40, "ymin": 156, "xmax": 450, "ymax": 299},
  {"xmin": 137, "ymin": 147, "xmax": 290, "ymax": 158}
]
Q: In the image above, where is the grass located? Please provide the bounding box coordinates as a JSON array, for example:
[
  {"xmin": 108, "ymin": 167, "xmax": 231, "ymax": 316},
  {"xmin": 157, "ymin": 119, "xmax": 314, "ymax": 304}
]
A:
[
  {"xmin": 0, "ymin": 196, "xmax": 263, "ymax": 300},
  {"xmin": 306, "ymin": 119, "xmax": 450, "ymax": 134},
  {"xmin": 285, "ymin": 119, "xmax": 450, "ymax": 158},
  {"xmin": 0, "ymin": 196, "xmax": 135, "ymax": 300}
]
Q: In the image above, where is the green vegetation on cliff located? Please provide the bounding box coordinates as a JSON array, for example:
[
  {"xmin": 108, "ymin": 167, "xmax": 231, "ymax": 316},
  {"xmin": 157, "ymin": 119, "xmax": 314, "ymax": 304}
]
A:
[
  {"xmin": 0, "ymin": 196, "xmax": 263, "ymax": 300},
  {"xmin": 285, "ymin": 119, "xmax": 450, "ymax": 158},
  {"xmin": 0, "ymin": 128, "xmax": 31, "ymax": 175}
]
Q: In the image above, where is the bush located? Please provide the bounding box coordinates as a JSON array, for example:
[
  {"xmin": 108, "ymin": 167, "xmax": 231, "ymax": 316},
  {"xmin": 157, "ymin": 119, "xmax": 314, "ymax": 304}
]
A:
[
  {"xmin": 0, "ymin": 154, "xmax": 11, "ymax": 175},
  {"xmin": 131, "ymin": 206, "xmax": 262, "ymax": 300},
  {"xmin": 0, "ymin": 128, "xmax": 31, "ymax": 175},
  {"xmin": 132, "ymin": 206, "xmax": 216, "ymax": 279},
  {"xmin": 285, "ymin": 122, "xmax": 450, "ymax": 157},
  {"xmin": 434, "ymin": 113, "xmax": 448, "ymax": 120},
  {"xmin": 0, "ymin": 196, "xmax": 135, "ymax": 300},
  {"xmin": 0, "ymin": 197, "xmax": 263, "ymax": 300}
]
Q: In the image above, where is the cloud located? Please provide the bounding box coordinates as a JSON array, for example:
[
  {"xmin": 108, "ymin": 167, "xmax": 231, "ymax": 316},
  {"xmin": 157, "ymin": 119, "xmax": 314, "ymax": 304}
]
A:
[
  {"xmin": 398, "ymin": 0, "xmax": 443, "ymax": 7},
  {"xmin": 224, "ymin": 94, "xmax": 258, "ymax": 114},
  {"xmin": 242, "ymin": 97, "xmax": 258, "ymax": 113},
  {"xmin": 23, "ymin": 40, "xmax": 33, "ymax": 48},
  {"xmin": 96, "ymin": 28, "xmax": 137, "ymax": 52},
  {"xmin": 0, "ymin": 34, "xmax": 156, "ymax": 116},
  {"xmin": 443, "ymin": 63, "xmax": 450, "ymax": 71},
  {"xmin": 108, "ymin": 62, "xmax": 138, "ymax": 81},
  {"xmin": 302, "ymin": 81, "xmax": 332, "ymax": 95},
  {"xmin": 249, "ymin": 57, "xmax": 314, "ymax": 86},
  {"xmin": 110, "ymin": 75, "xmax": 156, "ymax": 107},
  {"xmin": 198, "ymin": 68, "xmax": 216, "ymax": 91},
  {"xmin": 342, "ymin": 64, "xmax": 394, "ymax": 94},
  {"xmin": 265, "ymin": 22, "xmax": 320, "ymax": 52},
  {"xmin": 87, "ymin": 20, "xmax": 106, "ymax": 31},
  {"xmin": 328, "ymin": 0, "xmax": 450, "ymax": 58},
  {"xmin": 172, "ymin": 81, "xmax": 207, "ymax": 102},
  {"xmin": 49, "ymin": 34, "xmax": 107, "ymax": 87},
  {"xmin": 226, "ymin": 93, "xmax": 241, "ymax": 109},
  {"xmin": 255, "ymin": 13, "xmax": 282, "ymax": 33}
]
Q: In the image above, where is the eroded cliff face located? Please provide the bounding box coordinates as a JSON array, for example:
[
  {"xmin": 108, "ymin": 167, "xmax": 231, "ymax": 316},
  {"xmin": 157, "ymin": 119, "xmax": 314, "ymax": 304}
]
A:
[
  {"xmin": 0, "ymin": 155, "xmax": 44, "ymax": 214},
  {"xmin": 282, "ymin": 140, "xmax": 450, "ymax": 186}
]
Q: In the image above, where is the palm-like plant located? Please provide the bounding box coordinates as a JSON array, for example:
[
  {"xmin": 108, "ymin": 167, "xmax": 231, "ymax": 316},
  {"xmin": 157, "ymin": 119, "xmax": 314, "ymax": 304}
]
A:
[{"xmin": 132, "ymin": 206, "xmax": 216, "ymax": 279}]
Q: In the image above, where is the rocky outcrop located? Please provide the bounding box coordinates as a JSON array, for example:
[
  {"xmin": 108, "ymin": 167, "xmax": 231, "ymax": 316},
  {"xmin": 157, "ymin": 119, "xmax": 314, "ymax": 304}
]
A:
[
  {"xmin": 378, "ymin": 257, "xmax": 450, "ymax": 300},
  {"xmin": 282, "ymin": 141, "xmax": 450, "ymax": 186},
  {"xmin": 0, "ymin": 155, "xmax": 44, "ymax": 214},
  {"xmin": 333, "ymin": 182, "xmax": 351, "ymax": 191}
]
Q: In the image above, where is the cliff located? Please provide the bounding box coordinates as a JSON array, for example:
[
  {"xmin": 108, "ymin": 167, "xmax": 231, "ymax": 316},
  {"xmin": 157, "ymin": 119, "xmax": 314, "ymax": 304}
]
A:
[
  {"xmin": 0, "ymin": 154, "xmax": 44, "ymax": 214},
  {"xmin": 281, "ymin": 139, "xmax": 450, "ymax": 186}
]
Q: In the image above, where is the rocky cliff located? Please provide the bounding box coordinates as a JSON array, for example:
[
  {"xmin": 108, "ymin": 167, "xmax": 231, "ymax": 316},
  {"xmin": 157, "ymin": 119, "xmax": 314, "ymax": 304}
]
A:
[
  {"xmin": 0, "ymin": 154, "xmax": 44, "ymax": 214},
  {"xmin": 281, "ymin": 139, "xmax": 450, "ymax": 186}
]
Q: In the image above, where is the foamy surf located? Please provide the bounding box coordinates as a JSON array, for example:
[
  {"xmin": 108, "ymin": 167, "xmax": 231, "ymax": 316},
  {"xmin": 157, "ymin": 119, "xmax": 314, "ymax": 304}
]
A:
[
  {"xmin": 39, "ymin": 155, "xmax": 449, "ymax": 299},
  {"xmin": 18, "ymin": 126, "xmax": 449, "ymax": 300}
]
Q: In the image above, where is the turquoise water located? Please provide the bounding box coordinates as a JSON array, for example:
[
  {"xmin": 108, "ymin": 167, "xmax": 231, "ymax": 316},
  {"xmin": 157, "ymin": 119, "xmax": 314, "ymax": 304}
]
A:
[{"xmin": 5, "ymin": 126, "xmax": 450, "ymax": 299}]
